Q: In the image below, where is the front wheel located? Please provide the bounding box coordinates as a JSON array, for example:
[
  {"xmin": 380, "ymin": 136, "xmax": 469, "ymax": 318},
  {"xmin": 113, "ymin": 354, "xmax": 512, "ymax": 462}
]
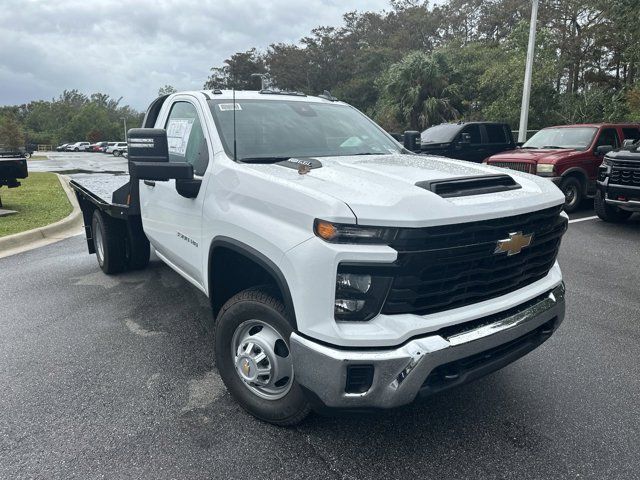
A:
[
  {"xmin": 215, "ymin": 287, "xmax": 310, "ymax": 426},
  {"xmin": 113, "ymin": 150, "xmax": 121, "ymax": 157},
  {"xmin": 595, "ymin": 190, "xmax": 632, "ymax": 223},
  {"xmin": 559, "ymin": 176, "xmax": 583, "ymax": 213},
  {"xmin": 74, "ymin": 147, "xmax": 79, "ymax": 152}
]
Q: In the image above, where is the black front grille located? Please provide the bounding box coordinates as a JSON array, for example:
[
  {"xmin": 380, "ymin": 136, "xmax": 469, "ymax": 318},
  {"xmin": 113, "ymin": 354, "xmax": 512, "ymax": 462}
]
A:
[
  {"xmin": 610, "ymin": 164, "xmax": 640, "ymax": 186},
  {"xmin": 382, "ymin": 206, "xmax": 566, "ymax": 316}
]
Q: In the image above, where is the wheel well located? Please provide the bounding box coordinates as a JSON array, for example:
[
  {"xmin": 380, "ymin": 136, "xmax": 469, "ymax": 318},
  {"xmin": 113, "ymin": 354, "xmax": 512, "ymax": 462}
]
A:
[
  {"xmin": 208, "ymin": 244, "xmax": 296, "ymax": 326},
  {"xmin": 562, "ymin": 169, "xmax": 588, "ymax": 189}
]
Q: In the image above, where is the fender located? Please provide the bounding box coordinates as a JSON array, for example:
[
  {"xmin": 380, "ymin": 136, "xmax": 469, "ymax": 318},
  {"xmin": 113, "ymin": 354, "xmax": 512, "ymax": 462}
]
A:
[
  {"xmin": 560, "ymin": 166, "xmax": 589, "ymax": 182},
  {"xmin": 208, "ymin": 237, "xmax": 298, "ymax": 329}
]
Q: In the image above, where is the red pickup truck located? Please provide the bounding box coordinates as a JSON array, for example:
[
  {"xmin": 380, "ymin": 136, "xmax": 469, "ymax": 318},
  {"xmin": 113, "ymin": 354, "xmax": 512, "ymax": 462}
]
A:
[{"xmin": 485, "ymin": 124, "xmax": 640, "ymax": 212}]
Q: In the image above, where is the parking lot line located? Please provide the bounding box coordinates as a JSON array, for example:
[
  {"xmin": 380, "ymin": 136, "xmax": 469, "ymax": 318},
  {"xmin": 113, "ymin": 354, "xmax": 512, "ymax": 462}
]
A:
[{"xmin": 568, "ymin": 215, "xmax": 598, "ymax": 224}]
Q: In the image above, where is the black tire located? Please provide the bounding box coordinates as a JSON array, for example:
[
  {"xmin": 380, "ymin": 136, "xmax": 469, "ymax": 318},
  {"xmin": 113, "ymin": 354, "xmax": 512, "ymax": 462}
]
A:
[
  {"xmin": 91, "ymin": 210, "xmax": 127, "ymax": 274},
  {"xmin": 24, "ymin": 152, "xmax": 31, "ymax": 159},
  {"xmin": 113, "ymin": 150, "xmax": 121, "ymax": 157},
  {"xmin": 559, "ymin": 176, "xmax": 583, "ymax": 213},
  {"xmin": 215, "ymin": 287, "xmax": 311, "ymax": 426},
  {"xmin": 595, "ymin": 190, "xmax": 632, "ymax": 223},
  {"xmin": 74, "ymin": 147, "xmax": 79, "ymax": 152}
]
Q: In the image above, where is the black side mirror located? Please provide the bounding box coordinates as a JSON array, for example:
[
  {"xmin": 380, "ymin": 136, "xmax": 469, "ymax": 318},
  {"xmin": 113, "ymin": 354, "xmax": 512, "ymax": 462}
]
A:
[
  {"xmin": 595, "ymin": 145, "xmax": 613, "ymax": 156},
  {"xmin": 128, "ymin": 128, "xmax": 193, "ymax": 181},
  {"xmin": 403, "ymin": 130, "xmax": 421, "ymax": 152},
  {"xmin": 459, "ymin": 132, "xmax": 472, "ymax": 145}
]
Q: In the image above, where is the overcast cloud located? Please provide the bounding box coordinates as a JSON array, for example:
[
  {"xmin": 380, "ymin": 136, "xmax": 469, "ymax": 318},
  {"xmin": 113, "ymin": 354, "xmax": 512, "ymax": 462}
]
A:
[{"xmin": 0, "ymin": 0, "xmax": 391, "ymax": 110}]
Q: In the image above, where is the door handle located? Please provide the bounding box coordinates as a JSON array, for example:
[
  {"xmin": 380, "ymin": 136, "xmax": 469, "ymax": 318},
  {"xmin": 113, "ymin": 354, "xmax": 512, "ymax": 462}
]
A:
[{"xmin": 143, "ymin": 180, "xmax": 155, "ymax": 187}]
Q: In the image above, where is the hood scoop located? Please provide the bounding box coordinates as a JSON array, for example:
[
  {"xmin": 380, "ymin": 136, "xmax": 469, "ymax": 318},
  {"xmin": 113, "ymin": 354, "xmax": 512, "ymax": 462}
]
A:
[{"xmin": 416, "ymin": 174, "xmax": 521, "ymax": 198}]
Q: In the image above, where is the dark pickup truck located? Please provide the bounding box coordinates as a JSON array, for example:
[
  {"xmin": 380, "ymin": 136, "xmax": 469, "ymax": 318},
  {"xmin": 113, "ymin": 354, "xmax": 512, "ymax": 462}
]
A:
[
  {"xmin": 595, "ymin": 141, "xmax": 640, "ymax": 222},
  {"xmin": 418, "ymin": 122, "xmax": 516, "ymax": 163},
  {"xmin": 0, "ymin": 149, "xmax": 28, "ymax": 187}
]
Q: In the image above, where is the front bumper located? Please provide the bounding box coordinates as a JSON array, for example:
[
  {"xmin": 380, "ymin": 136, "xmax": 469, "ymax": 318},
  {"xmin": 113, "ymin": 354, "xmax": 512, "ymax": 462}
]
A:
[
  {"xmin": 598, "ymin": 181, "xmax": 640, "ymax": 211},
  {"xmin": 290, "ymin": 283, "xmax": 565, "ymax": 409}
]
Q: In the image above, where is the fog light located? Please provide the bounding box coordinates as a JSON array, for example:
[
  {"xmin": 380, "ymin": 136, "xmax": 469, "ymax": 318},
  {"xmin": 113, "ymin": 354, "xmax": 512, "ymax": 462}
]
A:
[
  {"xmin": 335, "ymin": 299, "xmax": 365, "ymax": 314},
  {"xmin": 336, "ymin": 273, "xmax": 371, "ymax": 294}
]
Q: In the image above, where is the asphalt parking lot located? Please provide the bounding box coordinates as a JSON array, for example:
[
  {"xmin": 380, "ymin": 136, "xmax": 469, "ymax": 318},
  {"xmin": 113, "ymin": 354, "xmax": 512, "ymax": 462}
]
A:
[{"xmin": 1, "ymin": 154, "xmax": 639, "ymax": 479}]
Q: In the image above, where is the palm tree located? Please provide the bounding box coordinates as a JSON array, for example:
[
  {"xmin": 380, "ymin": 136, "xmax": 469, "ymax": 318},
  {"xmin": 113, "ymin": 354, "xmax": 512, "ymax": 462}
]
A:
[{"xmin": 376, "ymin": 51, "xmax": 459, "ymax": 130}]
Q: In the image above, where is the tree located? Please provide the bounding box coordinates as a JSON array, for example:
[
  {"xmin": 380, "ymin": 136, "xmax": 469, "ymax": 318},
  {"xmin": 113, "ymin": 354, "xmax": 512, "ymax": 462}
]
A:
[
  {"xmin": 0, "ymin": 114, "xmax": 25, "ymax": 149},
  {"xmin": 204, "ymin": 48, "xmax": 266, "ymax": 89},
  {"xmin": 158, "ymin": 85, "xmax": 177, "ymax": 96},
  {"xmin": 375, "ymin": 51, "xmax": 459, "ymax": 130}
]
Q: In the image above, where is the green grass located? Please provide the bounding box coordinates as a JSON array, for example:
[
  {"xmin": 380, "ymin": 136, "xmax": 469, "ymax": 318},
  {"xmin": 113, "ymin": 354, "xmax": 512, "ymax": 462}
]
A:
[
  {"xmin": 0, "ymin": 172, "xmax": 72, "ymax": 237},
  {"xmin": 28, "ymin": 155, "xmax": 50, "ymax": 161}
]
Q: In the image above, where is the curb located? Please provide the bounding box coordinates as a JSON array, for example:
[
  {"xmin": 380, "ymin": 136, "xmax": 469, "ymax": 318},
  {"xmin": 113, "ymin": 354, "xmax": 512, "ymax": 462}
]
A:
[{"xmin": 0, "ymin": 174, "xmax": 83, "ymax": 258}]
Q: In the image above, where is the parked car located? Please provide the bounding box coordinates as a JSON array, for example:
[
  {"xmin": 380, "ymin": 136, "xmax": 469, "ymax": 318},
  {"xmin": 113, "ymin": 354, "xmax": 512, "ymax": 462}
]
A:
[
  {"xmin": 595, "ymin": 140, "xmax": 640, "ymax": 222},
  {"xmin": 66, "ymin": 142, "xmax": 91, "ymax": 152},
  {"xmin": 87, "ymin": 141, "xmax": 108, "ymax": 152},
  {"xmin": 56, "ymin": 143, "xmax": 70, "ymax": 151},
  {"xmin": 106, "ymin": 142, "xmax": 127, "ymax": 156},
  {"xmin": 485, "ymin": 123, "xmax": 640, "ymax": 212},
  {"xmin": 100, "ymin": 142, "xmax": 117, "ymax": 153},
  {"xmin": 70, "ymin": 89, "xmax": 567, "ymax": 426},
  {"xmin": 419, "ymin": 122, "xmax": 516, "ymax": 163}
]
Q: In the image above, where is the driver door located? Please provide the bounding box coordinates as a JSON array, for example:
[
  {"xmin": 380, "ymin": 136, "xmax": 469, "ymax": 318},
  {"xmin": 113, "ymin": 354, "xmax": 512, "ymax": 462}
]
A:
[{"xmin": 140, "ymin": 98, "xmax": 211, "ymax": 287}]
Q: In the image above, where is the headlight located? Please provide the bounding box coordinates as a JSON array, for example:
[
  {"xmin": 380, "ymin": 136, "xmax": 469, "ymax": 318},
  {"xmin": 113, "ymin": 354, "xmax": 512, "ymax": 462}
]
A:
[
  {"xmin": 314, "ymin": 219, "xmax": 397, "ymax": 244},
  {"xmin": 334, "ymin": 269, "xmax": 392, "ymax": 321},
  {"xmin": 536, "ymin": 164, "xmax": 555, "ymax": 175}
]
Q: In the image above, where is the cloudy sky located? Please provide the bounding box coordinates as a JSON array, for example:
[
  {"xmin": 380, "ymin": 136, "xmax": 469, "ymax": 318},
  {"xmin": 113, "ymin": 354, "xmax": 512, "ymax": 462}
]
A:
[{"xmin": 0, "ymin": 0, "xmax": 395, "ymax": 110}]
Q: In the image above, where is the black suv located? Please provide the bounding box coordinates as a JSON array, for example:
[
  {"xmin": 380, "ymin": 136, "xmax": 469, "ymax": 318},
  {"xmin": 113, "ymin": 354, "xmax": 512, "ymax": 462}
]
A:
[
  {"xmin": 596, "ymin": 141, "xmax": 640, "ymax": 222},
  {"xmin": 419, "ymin": 122, "xmax": 516, "ymax": 163}
]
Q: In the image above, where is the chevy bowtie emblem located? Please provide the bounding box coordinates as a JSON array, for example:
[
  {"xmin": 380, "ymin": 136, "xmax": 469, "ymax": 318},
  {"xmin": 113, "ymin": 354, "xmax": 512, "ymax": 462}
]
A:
[{"xmin": 494, "ymin": 231, "xmax": 533, "ymax": 256}]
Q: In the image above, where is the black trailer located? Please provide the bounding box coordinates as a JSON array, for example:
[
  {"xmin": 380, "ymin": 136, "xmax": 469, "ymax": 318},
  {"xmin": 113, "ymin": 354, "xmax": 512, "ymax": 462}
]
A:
[{"xmin": 70, "ymin": 172, "xmax": 150, "ymax": 274}]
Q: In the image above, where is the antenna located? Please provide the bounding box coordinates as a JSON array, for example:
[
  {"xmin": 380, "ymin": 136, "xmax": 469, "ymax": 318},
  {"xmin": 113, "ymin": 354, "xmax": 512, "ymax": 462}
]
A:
[{"xmin": 233, "ymin": 87, "xmax": 237, "ymax": 161}]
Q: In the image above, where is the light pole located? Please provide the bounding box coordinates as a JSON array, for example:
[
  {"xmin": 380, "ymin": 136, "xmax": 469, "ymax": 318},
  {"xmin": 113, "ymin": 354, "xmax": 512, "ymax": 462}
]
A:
[
  {"xmin": 120, "ymin": 117, "xmax": 127, "ymax": 142},
  {"xmin": 518, "ymin": 0, "xmax": 539, "ymax": 143},
  {"xmin": 251, "ymin": 73, "xmax": 269, "ymax": 90}
]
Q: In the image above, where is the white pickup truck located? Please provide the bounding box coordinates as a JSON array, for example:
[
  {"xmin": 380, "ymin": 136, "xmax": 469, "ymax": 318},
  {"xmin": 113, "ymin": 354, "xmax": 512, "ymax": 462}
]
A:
[{"xmin": 71, "ymin": 90, "xmax": 567, "ymax": 425}]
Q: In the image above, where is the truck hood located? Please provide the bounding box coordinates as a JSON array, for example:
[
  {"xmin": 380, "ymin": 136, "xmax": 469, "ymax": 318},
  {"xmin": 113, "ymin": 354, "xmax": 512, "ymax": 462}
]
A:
[
  {"xmin": 488, "ymin": 148, "xmax": 585, "ymax": 164},
  {"xmin": 253, "ymin": 154, "xmax": 565, "ymax": 227}
]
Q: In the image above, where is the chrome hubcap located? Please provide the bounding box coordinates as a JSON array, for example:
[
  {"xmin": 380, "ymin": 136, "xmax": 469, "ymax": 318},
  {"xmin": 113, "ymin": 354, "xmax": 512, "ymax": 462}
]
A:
[
  {"xmin": 564, "ymin": 185, "xmax": 577, "ymax": 204},
  {"xmin": 231, "ymin": 320, "xmax": 293, "ymax": 400}
]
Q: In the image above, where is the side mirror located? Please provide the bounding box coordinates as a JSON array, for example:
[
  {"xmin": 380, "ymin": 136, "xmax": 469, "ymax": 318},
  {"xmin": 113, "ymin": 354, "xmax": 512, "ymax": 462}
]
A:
[
  {"xmin": 403, "ymin": 130, "xmax": 421, "ymax": 152},
  {"xmin": 595, "ymin": 145, "xmax": 613, "ymax": 156},
  {"xmin": 127, "ymin": 128, "xmax": 193, "ymax": 181}
]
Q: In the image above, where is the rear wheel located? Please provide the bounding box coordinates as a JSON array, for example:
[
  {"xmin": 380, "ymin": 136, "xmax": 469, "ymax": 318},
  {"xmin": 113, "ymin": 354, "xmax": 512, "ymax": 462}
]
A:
[
  {"xmin": 113, "ymin": 150, "xmax": 121, "ymax": 157},
  {"xmin": 215, "ymin": 287, "xmax": 310, "ymax": 426},
  {"xmin": 74, "ymin": 147, "xmax": 79, "ymax": 152},
  {"xmin": 595, "ymin": 190, "xmax": 632, "ymax": 223},
  {"xmin": 92, "ymin": 210, "xmax": 127, "ymax": 274},
  {"xmin": 560, "ymin": 176, "xmax": 583, "ymax": 213}
]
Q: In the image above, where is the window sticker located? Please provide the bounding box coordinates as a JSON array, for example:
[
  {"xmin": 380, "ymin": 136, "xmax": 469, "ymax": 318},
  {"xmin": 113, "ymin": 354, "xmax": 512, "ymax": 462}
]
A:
[
  {"xmin": 166, "ymin": 118, "xmax": 194, "ymax": 156},
  {"xmin": 218, "ymin": 103, "xmax": 242, "ymax": 111}
]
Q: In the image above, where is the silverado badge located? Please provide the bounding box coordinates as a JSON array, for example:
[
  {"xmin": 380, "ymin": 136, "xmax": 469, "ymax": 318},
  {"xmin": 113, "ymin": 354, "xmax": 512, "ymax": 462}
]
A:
[{"xmin": 494, "ymin": 231, "xmax": 533, "ymax": 256}]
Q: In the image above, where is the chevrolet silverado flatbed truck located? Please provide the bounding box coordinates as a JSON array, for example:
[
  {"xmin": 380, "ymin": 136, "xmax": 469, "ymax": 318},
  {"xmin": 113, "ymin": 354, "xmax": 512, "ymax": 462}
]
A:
[{"xmin": 70, "ymin": 90, "xmax": 568, "ymax": 425}]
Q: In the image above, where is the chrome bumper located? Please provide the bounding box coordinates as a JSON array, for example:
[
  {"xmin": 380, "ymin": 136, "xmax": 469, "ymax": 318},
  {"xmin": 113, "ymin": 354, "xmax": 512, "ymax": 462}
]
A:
[{"xmin": 290, "ymin": 283, "xmax": 565, "ymax": 409}]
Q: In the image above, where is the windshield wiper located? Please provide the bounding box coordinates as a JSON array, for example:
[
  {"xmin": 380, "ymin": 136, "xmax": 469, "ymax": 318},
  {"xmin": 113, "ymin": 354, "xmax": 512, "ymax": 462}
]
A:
[
  {"xmin": 350, "ymin": 152, "xmax": 390, "ymax": 156},
  {"xmin": 239, "ymin": 156, "xmax": 290, "ymax": 164},
  {"xmin": 541, "ymin": 145, "xmax": 564, "ymax": 149}
]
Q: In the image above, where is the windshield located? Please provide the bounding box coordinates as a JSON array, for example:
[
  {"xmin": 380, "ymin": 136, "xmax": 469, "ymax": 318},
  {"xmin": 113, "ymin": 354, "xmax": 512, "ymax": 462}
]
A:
[
  {"xmin": 208, "ymin": 99, "xmax": 402, "ymax": 161},
  {"xmin": 420, "ymin": 124, "xmax": 459, "ymax": 143},
  {"xmin": 523, "ymin": 127, "xmax": 597, "ymax": 150}
]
